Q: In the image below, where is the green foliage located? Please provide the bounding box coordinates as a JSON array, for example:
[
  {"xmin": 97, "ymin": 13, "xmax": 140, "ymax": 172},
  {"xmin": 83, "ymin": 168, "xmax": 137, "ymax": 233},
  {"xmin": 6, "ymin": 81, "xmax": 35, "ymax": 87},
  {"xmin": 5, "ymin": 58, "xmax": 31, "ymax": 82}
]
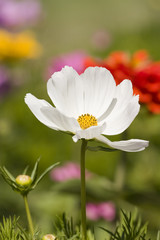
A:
[
  {"xmin": 0, "ymin": 159, "xmax": 59, "ymax": 196},
  {"xmin": 1, "ymin": 211, "xmax": 160, "ymax": 240},
  {"xmin": 0, "ymin": 216, "xmax": 43, "ymax": 240},
  {"xmin": 53, "ymin": 211, "xmax": 154, "ymax": 240},
  {"xmin": 100, "ymin": 210, "xmax": 149, "ymax": 240},
  {"xmin": 0, "ymin": 216, "xmax": 29, "ymax": 240},
  {"xmin": 55, "ymin": 213, "xmax": 80, "ymax": 240},
  {"xmin": 54, "ymin": 213, "xmax": 95, "ymax": 240},
  {"xmin": 0, "ymin": 216, "xmax": 22, "ymax": 240}
]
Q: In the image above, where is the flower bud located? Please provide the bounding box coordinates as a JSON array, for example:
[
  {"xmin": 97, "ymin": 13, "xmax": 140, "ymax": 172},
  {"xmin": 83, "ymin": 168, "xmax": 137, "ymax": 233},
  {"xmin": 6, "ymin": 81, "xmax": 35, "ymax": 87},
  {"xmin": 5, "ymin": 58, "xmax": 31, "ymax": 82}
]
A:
[
  {"xmin": 15, "ymin": 175, "xmax": 32, "ymax": 186},
  {"xmin": 42, "ymin": 234, "xmax": 56, "ymax": 240}
]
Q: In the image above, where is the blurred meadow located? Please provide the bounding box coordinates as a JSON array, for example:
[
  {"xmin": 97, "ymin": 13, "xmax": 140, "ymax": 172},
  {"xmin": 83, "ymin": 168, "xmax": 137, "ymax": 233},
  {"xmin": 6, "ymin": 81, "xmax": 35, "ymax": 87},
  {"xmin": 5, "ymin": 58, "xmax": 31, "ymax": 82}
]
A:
[{"xmin": 0, "ymin": 0, "xmax": 160, "ymax": 238}]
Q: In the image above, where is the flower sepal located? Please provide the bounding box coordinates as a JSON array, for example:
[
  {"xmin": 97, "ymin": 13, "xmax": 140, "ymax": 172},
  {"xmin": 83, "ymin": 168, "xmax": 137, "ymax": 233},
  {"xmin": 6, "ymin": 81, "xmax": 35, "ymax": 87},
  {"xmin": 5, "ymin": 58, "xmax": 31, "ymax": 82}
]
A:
[{"xmin": 0, "ymin": 159, "xmax": 59, "ymax": 196}]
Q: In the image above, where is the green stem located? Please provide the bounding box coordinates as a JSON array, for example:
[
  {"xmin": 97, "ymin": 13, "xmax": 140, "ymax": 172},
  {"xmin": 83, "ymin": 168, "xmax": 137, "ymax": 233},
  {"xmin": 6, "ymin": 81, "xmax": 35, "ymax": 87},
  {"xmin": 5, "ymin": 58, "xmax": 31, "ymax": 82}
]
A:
[
  {"xmin": 23, "ymin": 195, "xmax": 34, "ymax": 239},
  {"xmin": 80, "ymin": 139, "xmax": 87, "ymax": 240}
]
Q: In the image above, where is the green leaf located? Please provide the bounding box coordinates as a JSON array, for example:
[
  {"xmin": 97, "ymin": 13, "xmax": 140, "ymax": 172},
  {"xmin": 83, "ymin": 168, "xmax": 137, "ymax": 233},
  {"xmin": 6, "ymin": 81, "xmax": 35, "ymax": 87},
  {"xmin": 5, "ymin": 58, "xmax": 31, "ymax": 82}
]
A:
[
  {"xmin": 87, "ymin": 146, "xmax": 117, "ymax": 152},
  {"xmin": 99, "ymin": 226, "xmax": 119, "ymax": 239},
  {"xmin": 2, "ymin": 166, "xmax": 15, "ymax": 182},
  {"xmin": 100, "ymin": 210, "xmax": 149, "ymax": 240},
  {"xmin": 31, "ymin": 157, "xmax": 40, "ymax": 182},
  {"xmin": 55, "ymin": 213, "xmax": 80, "ymax": 240},
  {"xmin": 0, "ymin": 216, "xmax": 41, "ymax": 240},
  {"xmin": 0, "ymin": 167, "xmax": 16, "ymax": 187},
  {"xmin": 31, "ymin": 162, "xmax": 60, "ymax": 189},
  {"xmin": 23, "ymin": 165, "xmax": 29, "ymax": 175}
]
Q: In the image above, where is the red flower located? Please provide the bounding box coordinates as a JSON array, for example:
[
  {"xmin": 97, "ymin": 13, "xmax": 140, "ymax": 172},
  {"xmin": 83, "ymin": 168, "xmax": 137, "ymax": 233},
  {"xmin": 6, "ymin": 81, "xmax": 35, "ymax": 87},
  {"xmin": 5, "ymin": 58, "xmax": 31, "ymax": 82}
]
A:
[
  {"xmin": 84, "ymin": 50, "xmax": 160, "ymax": 114},
  {"xmin": 84, "ymin": 51, "xmax": 132, "ymax": 85},
  {"xmin": 134, "ymin": 62, "xmax": 160, "ymax": 114},
  {"xmin": 104, "ymin": 51, "xmax": 133, "ymax": 84}
]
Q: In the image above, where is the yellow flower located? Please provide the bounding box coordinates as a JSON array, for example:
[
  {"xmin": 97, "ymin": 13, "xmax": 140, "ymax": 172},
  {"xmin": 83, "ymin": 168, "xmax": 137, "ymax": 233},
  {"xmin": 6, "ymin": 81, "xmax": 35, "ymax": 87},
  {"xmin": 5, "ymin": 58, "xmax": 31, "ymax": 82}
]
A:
[
  {"xmin": 0, "ymin": 30, "xmax": 11, "ymax": 59},
  {"xmin": 0, "ymin": 29, "xmax": 41, "ymax": 60}
]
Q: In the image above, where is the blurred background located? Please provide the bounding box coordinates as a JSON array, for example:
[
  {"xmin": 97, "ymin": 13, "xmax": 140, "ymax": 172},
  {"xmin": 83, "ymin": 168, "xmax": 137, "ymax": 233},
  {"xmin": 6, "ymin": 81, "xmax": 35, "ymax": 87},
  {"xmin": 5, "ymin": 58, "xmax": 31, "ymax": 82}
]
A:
[{"xmin": 0, "ymin": 0, "xmax": 160, "ymax": 238}]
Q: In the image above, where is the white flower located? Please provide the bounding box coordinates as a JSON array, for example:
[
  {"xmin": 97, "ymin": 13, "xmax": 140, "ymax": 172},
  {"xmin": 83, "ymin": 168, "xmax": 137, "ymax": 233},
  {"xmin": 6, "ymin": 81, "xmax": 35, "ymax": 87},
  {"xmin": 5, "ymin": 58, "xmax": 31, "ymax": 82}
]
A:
[{"xmin": 25, "ymin": 66, "xmax": 149, "ymax": 152}]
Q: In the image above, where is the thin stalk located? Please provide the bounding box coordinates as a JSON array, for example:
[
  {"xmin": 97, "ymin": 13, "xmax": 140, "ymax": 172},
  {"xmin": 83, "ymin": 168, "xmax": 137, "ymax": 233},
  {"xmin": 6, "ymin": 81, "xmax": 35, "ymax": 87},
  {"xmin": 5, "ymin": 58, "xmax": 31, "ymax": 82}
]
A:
[
  {"xmin": 80, "ymin": 139, "xmax": 87, "ymax": 240},
  {"xmin": 23, "ymin": 195, "xmax": 34, "ymax": 239}
]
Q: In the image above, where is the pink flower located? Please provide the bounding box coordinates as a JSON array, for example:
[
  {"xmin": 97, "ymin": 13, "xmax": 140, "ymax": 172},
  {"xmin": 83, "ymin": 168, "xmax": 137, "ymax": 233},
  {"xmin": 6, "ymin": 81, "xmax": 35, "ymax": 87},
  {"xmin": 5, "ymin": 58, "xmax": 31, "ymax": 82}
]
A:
[
  {"xmin": 86, "ymin": 202, "xmax": 116, "ymax": 221},
  {"xmin": 86, "ymin": 203, "xmax": 99, "ymax": 220},
  {"xmin": 50, "ymin": 162, "xmax": 91, "ymax": 182},
  {"xmin": 0, "ymin": 0, "xmax": 41, "ymax": 28},
  {"xmin": 48, "ymin": 51, "xmax": 86, "ymax": 77},
  {"xmin": 98, "ymin": 202, "xmax": 116, "ymax": 221}
]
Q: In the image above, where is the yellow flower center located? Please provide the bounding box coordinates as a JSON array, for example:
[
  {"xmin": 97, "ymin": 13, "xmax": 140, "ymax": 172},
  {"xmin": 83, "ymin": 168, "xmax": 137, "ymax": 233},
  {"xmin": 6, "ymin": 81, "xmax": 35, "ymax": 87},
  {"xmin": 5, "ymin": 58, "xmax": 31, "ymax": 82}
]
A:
[{"xmin": 77, "ymin": 114, "xmax": 98, "ymax": 130}]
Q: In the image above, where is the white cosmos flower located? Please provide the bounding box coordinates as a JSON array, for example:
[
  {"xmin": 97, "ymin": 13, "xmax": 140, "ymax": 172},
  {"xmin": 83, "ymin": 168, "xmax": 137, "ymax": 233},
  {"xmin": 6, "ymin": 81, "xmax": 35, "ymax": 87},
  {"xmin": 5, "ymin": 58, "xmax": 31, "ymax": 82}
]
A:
[{"xmin": 25, "ymin": 66, "xmax": 149, "ymax": 152}]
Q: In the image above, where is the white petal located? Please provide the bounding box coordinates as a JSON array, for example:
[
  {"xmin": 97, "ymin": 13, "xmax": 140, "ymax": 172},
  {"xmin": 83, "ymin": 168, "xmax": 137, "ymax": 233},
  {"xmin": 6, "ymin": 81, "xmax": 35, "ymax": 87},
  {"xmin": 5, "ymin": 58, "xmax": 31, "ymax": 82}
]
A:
[
  {"xmin": 115, "ymin": 80, "xmax": 134, "ymax": 110},
  {"xmin": 25, "ymin": 93, "xmax": 59, "ymax": 130},
  {"xmin": 80, "ymin": 67, "xmax": 116, "ymax": 117},
  {"xmin": 72, "ymin": 123, "xmax": 106, "ymax": 142},
  {"xmin": 47, "ymin": 66, "xmax": 83, "ymax": 118},
  {"xmin": 96, "ymin": 135, "xmax": 149, "ymax": 152},
  {"xmin": 115, "ymin": 80, "xmax": 135, "ymax": 112},
  {"xmin": 103, "ymin": 95, "xmax": 140, "ymax": 135},
  {"xmin": 100, "ymin": 80, "xmax": 134, "ymax": 123},
  {"xmin": 102, "ymin": 80, "xmax": 140, "ymax": 135},
  {"xmin": 41, "ymin": 106, "xmax": 80, "ymax": 133},
  {"xmin": 98, "ymin": 98, "xmax": 117, "ymax": 122},
  {"xmin": 98, "ymin": 79, "xmax": 133, "ymax": 123}
]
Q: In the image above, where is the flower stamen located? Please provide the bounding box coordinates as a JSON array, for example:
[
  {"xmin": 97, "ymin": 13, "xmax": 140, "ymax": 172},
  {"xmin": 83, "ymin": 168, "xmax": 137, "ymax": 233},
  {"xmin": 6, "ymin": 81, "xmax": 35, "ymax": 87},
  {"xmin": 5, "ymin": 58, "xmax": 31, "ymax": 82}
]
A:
[{"xmin": 77, "ymin": 114, "xmax": 98, "ymax": 130}]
